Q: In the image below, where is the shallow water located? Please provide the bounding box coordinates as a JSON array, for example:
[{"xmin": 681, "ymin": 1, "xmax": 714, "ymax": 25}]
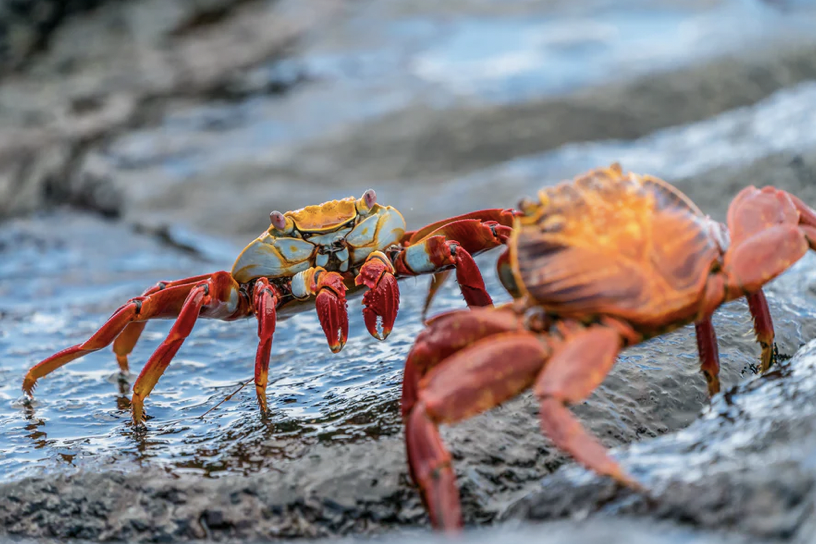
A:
[
  {"xmin": 0, "ymin": 211, "xmax": 516, "ymax": 481},
  {"xmin": 2, "ymin": 209, "xmax": 816, "ymax": 491}
]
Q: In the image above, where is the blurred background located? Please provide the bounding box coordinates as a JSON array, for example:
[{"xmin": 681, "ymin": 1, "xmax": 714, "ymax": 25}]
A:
[{"xmin": 2, "ymin": 0, "xmax": 816, "ymax": 542}]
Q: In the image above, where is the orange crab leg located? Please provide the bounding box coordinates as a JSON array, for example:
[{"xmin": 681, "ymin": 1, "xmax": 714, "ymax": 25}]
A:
[
  {"xmin": 407, "ymin": 331, "xmax": 549, "ymax": 531},
  {"xmin": 128, "ymin": 272, "xmax": 246, "ymax": 422},
  {"xmin": 355, "ymin": 251, "xmax": 400, "ymax": 340},
  {"xmin": 23, "ymin": 301, "xmax": 147, "ymax": 395},
  {"xmin": 253, "ymin": 278, "xmax": 280, "ymax": 413},
  {"xmin": 131, "ymin": 282, "xmax": 211, "ymax": 422},
  {"xmin": 23, "ymin": 272, "xmax": 250, "ymax": 419},
  {"xmin": 534, "ymin": 325, "xmax": 639, "ymax": 489},
  {"xmin": 23, "ymin": 277, "xmax": 216, "ymax": 395},
  {"xmin": 746, "ymin": 290, "xmax": 775, "ymax": 372}
]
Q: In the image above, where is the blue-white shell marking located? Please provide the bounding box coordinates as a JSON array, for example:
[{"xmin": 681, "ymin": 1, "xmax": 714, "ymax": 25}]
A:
[{"xmin": 231, "ymin": 198, "xmax": 406, "ymax": 285}]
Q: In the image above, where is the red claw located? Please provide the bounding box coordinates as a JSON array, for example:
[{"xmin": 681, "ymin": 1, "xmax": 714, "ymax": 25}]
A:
[
  {"xmin": 356, "ymin": 254, "xmax": 400, "ymax": 340},
  {"xmin": 315, "ymin": 271, "xmax": 349, "ymax": 353},
  {"xmin": 362, "ymin": 273, "xmax": 400, "ymax": 340}
]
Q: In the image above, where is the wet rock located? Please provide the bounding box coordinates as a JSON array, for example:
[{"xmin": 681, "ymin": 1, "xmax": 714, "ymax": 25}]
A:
[
  {"xmin": 0, "ymin": 0, "xmax": 120, "ymax": 75},
  {"xmin": 504, "ymin": 340, "xmax": 816, "ymax": 541},
  {"xmin": 1, "ymin": 210, "xmax": 815, "ymax": 541}
]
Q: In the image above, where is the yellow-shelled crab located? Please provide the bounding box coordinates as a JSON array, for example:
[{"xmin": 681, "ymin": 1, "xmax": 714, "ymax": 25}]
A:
[{"xmin": 23, "ymin": 190, "xmax": 517, "ymax": 423}]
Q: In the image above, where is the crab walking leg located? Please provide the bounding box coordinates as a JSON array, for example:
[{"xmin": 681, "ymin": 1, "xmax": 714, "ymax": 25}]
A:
[
  {"xmin": 130, "ymin": 271, "xmax": 248, "ymax": 422},
  {"xmin": 111, "ymin": 322, "xmax": 147, "ymax": 373},
  {"xmin": 110, "ymin": 274, "xmax": 218, "ymax": 372},
  {"xmin": 398, "ymin": 216, "xmax": 514, "ymax": 311},
  {"xmin": 534, "ymin": 326, "xmax": 639, "ymax": 488},
  {"xmin": 401, "ymin": 307, "xmax": 525, "ymax": 418},
  {"xmin": 406, "ymin": 332, "xmax": 549, "ymax": 530},
  {"xmin": 395, "ymin": 236, "xmax": 492, "ymax": 308},
  {"xmin": 130, "ymin": 282, "xmax": 215, "ymax": 422},
  {"xmin": 22, "ymin": 274, "xmax": 229, "ymax": 395},
  {"xmin": 746, "ymin": 290, "xmax": 776, "ymax": 372},
  {"xmin": 253, "ymin": 279, "xmax": 280, "ymax": 413},
  {"xmin": 694, "ymin": 318, "xmax": 721, "ymax": 396},
  {"xmin": 354, "ymin": 251, "xmax": 400, "ymax": 340}
]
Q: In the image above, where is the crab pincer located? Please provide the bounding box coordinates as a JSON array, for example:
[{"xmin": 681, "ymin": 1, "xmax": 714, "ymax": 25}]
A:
[
  {"xmin": 356, "ymin": 251, "xmax": 400, "ymax": 340},
  {"xmin": 314, "ymin": 269, "xmax": 349, "ymax": 353}
]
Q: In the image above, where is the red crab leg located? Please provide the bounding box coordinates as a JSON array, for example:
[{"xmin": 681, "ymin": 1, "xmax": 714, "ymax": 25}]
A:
[
  {"xmin": 23, "ymin": 274, "xmax": 213, "ymax": 394},
  {"xmin": 402, "ymin": 208, "xmax": 517, "ymax": 249},
  {"xmin": 401, "ymin": 306, "xmax": 524, "ymax": 418},
  {"xmin": 110, "ymin": 276, "xmax": 212, "ymax": 372},
  {"xmin": 534, "ymin": 325, "xmax": 640, "ymax": 489},
  {"xmin": 355, "ymin": 251, "xmax": 400, "ymax": 340},
  {"xmin": 112, "ymin": 322, "xmax": 146, "ymax": 373},
  {"xmin": 393, "ymin": 236, "xmax": 489, "ymax": 309},
  {"xmin": 253, "ymin": 278, "xmax": 280, "ymax": 413},
  {"xmin": 407, "ymin": 330, "xmax": 549, "ymax": 531},
  {"xmin": 398, "ymin": 210, "xmax": 517, "ymax": 314},
  {"xmin": 694, "ymin": 318, "xmax": 721, "ymax": 396},
  {"xmin": 131, "ymin": 271, "xmax": 246, "ymax": 422}
]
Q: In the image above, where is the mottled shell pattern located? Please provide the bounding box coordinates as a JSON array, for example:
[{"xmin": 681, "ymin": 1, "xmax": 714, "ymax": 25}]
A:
[
  {"xmin": 510, "ymin": 164, "xmax": 723, "ymax": 330},
  {"xmin": 231, "ymin": 191, "xmax": 406, "ymax": 284}
]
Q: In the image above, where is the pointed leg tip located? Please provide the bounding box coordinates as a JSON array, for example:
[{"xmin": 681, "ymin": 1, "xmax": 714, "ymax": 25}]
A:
[
  {"xmin": 255, "ymin": 387, "xmax": 269, "ymax": 414},
  {"xmin": 610, "ymin": 467, "xmax": 644, "ymax": 494},
  {"xmin": 22, "ymin": 376, "xmax": 36, "ymax": 396}
]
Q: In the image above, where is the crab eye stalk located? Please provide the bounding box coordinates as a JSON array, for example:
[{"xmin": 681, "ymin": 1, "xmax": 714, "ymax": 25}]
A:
[
  {"xmin": 518, "ymin": 196, "xmax": 538, "ymax": 216},
  {"xmin": 269, "ymin": 210, "xmax": 292, "ymax": 233},
  {"xmin": 357, "ymin": 189, "xmax": 377, "ymax": 213}
]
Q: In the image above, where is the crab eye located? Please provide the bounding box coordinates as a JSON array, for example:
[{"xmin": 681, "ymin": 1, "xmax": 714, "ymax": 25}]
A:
[
  {"xmin": 357, "ymin": 189, "xmax": 377, "ymax": 213},
  {"xmin": 269, "ymin": 211, "xmax": 287, "ymax": 230},
  {"xmin": 517, "ymin": 197, "xmax": 537, "ymax": 215},
  {"xmin": 363, "ymin": 189, "xmax": 376, "ymax": 208}
]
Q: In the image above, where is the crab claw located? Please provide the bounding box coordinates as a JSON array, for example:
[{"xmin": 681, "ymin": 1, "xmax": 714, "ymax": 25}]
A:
[
  {"xmin": 356, "ymin": 252, "xmax": 400, "ymax": 340},
  {"xmin": 314, "ymin": 271, "xmax": 349, "ymax": 353}
]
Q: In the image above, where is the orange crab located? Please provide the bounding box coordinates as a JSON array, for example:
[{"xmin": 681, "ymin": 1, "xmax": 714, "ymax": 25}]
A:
[
  {"xmin": 401, "ymin": 164, "xmax": 816, "ymax": 530},
  {"xmin": 23, "ymin": 189, "xmax": 517, "ymax": 423}
]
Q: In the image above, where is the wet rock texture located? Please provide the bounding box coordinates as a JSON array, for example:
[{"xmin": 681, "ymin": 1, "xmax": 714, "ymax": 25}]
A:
[
  {"xmin": 2, "ymin": 1, "xmax": 816, "ymax": 543},
  {"xmin": 504, "ymin": 340, "xmax": 816, "ymax": 542}
]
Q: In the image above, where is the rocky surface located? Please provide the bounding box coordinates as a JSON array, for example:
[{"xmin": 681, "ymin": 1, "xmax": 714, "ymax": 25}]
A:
[
  {"xmin": 504, "ymin": 339, "xmax": 816, "ymax": 542},
  {"xmin": 2, "ymin": 1, "xmax": 816, "ymax": 543}
]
